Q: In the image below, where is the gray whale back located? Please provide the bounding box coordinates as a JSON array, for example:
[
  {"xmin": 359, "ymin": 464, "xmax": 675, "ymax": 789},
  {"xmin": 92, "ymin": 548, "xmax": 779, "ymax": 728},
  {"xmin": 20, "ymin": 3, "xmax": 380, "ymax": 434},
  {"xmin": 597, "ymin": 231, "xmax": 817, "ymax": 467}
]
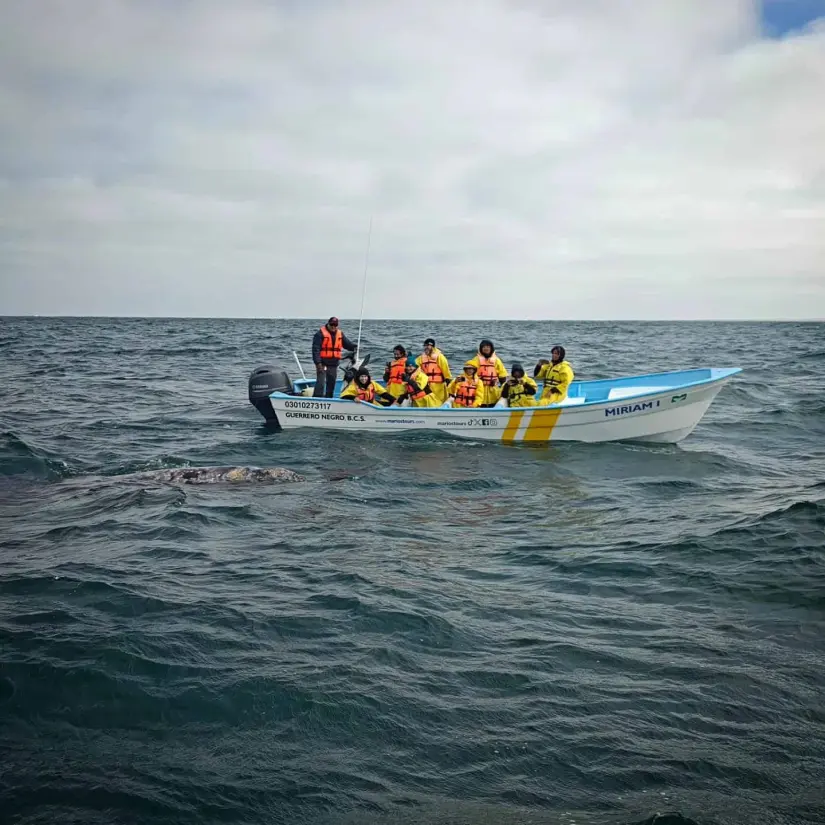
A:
[{"xmin": 129, "ymin": 466, "xmax": 306, "ymax": 484}]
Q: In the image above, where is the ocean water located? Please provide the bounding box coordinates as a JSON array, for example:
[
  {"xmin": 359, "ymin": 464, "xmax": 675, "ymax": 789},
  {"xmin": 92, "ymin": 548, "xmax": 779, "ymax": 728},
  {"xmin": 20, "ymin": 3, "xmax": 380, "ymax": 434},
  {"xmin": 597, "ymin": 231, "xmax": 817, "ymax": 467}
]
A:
[{"xmin": 1, "ymin": 317, "xmax": 824, "ymax": 825}]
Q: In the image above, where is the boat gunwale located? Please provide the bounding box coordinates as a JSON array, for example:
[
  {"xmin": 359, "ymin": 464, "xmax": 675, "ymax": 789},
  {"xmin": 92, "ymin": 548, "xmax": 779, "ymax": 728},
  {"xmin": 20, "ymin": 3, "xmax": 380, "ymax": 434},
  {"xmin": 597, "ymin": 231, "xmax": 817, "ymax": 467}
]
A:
[{"xmin": 273, "ymin": 366, "xmax": 743, "ymax": 414}]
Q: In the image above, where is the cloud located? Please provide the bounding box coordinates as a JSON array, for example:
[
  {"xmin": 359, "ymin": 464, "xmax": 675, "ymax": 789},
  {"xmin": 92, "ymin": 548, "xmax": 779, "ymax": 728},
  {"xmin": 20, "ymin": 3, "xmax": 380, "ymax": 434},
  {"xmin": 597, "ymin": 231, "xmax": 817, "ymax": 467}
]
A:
[{"xmin": 0, "ymin": 0, "xmax": 823, "ymax": 319}]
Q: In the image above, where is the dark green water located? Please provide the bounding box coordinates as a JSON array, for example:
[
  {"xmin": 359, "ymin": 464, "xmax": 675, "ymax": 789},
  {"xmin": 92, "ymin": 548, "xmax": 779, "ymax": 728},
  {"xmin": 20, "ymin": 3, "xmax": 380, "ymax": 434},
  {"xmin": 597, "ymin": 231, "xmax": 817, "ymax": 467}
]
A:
[{"xmin": 1, "ymin": 318, "xmax": 824, "ymax": 825}]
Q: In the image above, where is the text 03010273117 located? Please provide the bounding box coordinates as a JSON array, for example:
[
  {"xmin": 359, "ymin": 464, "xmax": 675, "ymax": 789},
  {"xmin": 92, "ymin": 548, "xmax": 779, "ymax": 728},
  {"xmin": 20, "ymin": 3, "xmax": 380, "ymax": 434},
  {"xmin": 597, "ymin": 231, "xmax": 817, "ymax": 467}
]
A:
[{"xmin": 283, "ymin": 400, "xmax": 332, "ymax": 410}]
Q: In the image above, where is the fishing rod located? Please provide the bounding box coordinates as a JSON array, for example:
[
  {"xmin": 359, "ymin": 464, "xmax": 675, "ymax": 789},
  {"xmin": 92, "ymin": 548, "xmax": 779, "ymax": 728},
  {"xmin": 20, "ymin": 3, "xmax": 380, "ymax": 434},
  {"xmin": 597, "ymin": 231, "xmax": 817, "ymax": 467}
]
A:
[{"xmin": 355, "ymin": 216, "xmax": 373, "ymax": 361}]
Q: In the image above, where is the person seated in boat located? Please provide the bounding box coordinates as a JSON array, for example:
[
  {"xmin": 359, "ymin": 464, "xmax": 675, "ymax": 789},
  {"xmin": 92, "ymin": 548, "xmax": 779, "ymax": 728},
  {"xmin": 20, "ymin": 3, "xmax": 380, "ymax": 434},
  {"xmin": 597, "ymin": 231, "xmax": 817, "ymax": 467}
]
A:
[
  {"xmin": 501, "ymin": 362, "xmax": 538, "ymax": 407},
  {"xmin": 447, "ymin": 361, "xmax": 484, "ymax": 408},
  {"xmin": 535, "ymin": 345, "xmax": 574, "ymax": 405},
  {"xmin": 340, "ymin": 366, "xmax": 395, "ymax": 406},
  {"xmin": 467, "ymin": 339, "xmax": 507, "ymax": 407},
  {"xmin": 383, "ymin": 345, "xmax": 409, "ymax": 401},
  {"xmin": 396, "ymin": 356, "xmax": 439, "ymax": 407},
  {"xmin": 415, "ymin": 337, "xmax": 452, "ymax": 405}
]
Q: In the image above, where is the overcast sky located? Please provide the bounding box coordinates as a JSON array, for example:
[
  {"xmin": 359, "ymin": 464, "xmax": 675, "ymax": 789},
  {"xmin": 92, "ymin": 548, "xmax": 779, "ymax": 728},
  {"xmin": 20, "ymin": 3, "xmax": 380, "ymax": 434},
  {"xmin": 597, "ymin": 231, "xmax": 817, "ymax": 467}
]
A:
[{"xmin": 1, "ymin": 0, "xmax": 823, "ymax": 320}]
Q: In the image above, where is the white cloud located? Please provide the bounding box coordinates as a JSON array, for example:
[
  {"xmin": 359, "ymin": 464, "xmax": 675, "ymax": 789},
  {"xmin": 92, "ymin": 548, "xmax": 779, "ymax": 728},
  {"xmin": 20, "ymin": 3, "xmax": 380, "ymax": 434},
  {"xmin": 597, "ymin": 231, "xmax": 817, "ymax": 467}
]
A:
[{"xmin": 0, "ymin": 0, "xmax": 823, "ymax": 319}]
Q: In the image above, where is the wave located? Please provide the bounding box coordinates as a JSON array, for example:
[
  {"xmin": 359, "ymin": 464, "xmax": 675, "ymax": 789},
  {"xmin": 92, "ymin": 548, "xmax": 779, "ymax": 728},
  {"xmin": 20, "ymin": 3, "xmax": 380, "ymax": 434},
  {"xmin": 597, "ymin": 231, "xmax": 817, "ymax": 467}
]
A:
[
  {"xmin": 711, "ymin": 497, "xmax": 824, "ymax": 536},
  {"xmin": 165, "ymin": 503, "xmax": 261, "ymax": 529},
  {"xmin": 0, "ymin": 431, "xmax": 74, "ymax": 480},
  {"xmin": 326, "ymin": 802, "xmax": 704, "ymax": 824},
  {"xmin": 26, "ymin": 366, "xmax": 68, "ymax": 378},
  {"xmin": 104, "ymin": 345, "xmax": 243, "ymax": 358},
  {"xmin": 93, "ymin": 456, "xmax": 194, "ymax": 478},
  {"xmin": 305, "ymin": 592, "xmax": 459, "ymax": 643},
  {"xmin": 632, "ymin": 478, "xmax": 705, "ymax": 493},
  {"xmin": 623, "ymin": 495, "xmax": 825, "ymax": 558},
  {"xmin": 795, "ymin": 397, "xmax": 825, "ymax": 416},
  {"xmin": 444, "ymin": 477, "xmax": 507, "ymax": 491}
]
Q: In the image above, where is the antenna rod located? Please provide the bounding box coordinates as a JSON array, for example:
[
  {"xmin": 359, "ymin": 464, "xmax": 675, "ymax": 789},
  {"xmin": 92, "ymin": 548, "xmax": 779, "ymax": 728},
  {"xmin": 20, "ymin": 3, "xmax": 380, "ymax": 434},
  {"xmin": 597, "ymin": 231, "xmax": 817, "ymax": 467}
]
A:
[
  {"xmin": 356, "ymin": 216, "xmax": 373, "ymax": 355},
  {"xmin": 292, "ymin": 350, "xmax": 307, "ymax": 380}
]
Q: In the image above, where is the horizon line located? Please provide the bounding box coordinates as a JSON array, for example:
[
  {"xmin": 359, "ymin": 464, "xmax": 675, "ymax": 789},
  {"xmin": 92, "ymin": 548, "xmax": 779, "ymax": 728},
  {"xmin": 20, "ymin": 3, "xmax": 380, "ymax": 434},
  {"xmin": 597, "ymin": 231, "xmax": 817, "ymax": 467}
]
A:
[{"xmin": 2, "ymin": 314, "xmax": 823, "ymax": 323}]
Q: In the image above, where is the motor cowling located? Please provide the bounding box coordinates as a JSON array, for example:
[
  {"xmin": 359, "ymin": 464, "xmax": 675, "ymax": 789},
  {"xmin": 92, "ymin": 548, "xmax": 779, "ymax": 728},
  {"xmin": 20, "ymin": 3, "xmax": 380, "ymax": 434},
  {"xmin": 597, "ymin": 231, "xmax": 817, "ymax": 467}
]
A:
[{"xmin": 248, "ymin": 365, "xmax": 292, "ymax": 424}]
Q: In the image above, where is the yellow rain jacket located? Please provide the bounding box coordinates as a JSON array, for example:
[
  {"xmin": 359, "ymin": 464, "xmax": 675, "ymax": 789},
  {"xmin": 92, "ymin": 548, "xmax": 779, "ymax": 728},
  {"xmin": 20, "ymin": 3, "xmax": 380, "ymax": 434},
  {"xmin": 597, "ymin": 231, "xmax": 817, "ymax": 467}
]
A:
[
  {"xmin": 446, "ymin": 375, "xmax": 484, "ymax": 408},
  {"xmin": 537, "ymin": 360, "xmax": 575, "ymax": 405},
  {"xmin": 415, "ymin": 348, "xmax": 453, "ymax": 405},
  {"xmin": 467, "ymin": 353, "xmax": 507, "ymax": 406},
  {"xmin": 340, "ymin": 379, "xmax": 390, "ymax": 402},
  {"xmin": 384, "ymin": 356, "xmax": 408, "ymax": 399},
  {"xmin": 502, "ymin": 376, "xmax": 539, "ymax": 407},
  {"xmin": 401, "ymin": 368, "xmax": 440, "ymax": 408}
]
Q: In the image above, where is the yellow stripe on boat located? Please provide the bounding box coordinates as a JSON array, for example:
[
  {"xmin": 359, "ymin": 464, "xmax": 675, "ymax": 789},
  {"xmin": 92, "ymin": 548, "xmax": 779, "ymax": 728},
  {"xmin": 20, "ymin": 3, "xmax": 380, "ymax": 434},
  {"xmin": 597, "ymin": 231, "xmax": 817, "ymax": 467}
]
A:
[
  {"xmin": 501, "ymin": 410, "xmax": 525, "ymax": 444},
  {"xmin": 522, "ymin": 407, "xmax": 563, "ymax": 442}
]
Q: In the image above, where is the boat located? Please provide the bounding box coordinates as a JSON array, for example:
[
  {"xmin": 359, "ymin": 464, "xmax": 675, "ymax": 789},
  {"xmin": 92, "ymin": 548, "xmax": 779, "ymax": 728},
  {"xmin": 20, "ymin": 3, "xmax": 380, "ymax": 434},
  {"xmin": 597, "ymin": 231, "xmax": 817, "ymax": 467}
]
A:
[{"xmin": 247, "ymin": 356, "xmax": 742, "ymax": 445}]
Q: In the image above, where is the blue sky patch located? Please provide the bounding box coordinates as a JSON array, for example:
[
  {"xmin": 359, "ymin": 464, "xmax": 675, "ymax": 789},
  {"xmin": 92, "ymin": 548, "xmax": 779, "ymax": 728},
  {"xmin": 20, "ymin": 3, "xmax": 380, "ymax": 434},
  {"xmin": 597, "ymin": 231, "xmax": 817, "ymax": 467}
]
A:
[{"xmin": 761, "ymin": 0, "xmax": 825, "ymax": 37}]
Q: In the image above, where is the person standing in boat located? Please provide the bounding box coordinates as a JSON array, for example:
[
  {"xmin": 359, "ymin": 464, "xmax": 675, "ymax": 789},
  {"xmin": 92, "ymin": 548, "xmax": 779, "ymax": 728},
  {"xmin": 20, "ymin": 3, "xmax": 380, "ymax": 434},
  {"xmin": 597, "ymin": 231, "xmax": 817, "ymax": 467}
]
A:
[
  {"xmin": 467, "ymin": 339, "xmax": 507, "ymax": 407},
  {"xmin": 535, "ymin": 345, "xmax": 574, "ymax": 405},
  {"xmin": 383, "ymin": 345, "xmax": 409, "ymax": 401},
  {"xmin": 312, "ymin": 317, "xmax": 357, "ymax": 398},
  {"xmin": 395, "ymin": 356, "xmax": 438, "ymax": 407},
  {"xmin": 447, "ymin": 361, "xmax": 484, "ymax": 408},
  {"xmin": 415, "ymin": 338, "xmax": 453, "ymax": 405},
  {"xmin": 501, "ymin": 363, "xmax": 538, "ymax": 407},
  {"xmin": 340, "ymin": 366, "xmax": 395, "ymax": 406}
]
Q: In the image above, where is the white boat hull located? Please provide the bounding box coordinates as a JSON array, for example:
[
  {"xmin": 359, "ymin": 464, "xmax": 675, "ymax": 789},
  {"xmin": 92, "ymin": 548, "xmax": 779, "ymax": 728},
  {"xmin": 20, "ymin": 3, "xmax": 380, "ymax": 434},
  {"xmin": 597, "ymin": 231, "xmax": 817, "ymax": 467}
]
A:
[{"xmin": 267, "ymin": 368, "xmax": 740, "ymax": 445}]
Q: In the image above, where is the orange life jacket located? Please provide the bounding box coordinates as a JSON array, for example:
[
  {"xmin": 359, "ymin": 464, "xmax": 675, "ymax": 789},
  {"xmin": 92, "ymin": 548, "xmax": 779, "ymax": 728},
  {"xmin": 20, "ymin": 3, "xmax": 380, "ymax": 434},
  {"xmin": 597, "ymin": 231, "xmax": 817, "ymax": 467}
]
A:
[
  {"xmin": 319, "ymin": 326, "xmax": 343, "ymax": 360},
  {"xmin": 406, "ymin": 372, "xmax": 427, "ymax": 401},
  {"xmin": 355, "ymin": 383, "xmax": 375, "ymax": 403},
  {"xmin": 477, "ymin": 354, "xmax": 499, "ymax": 386},
  {"xmin": 420, "ymin": 353, "xmax": 444, "ymax": 383},
  {"xmin": 454, "ymin": 378, "xmax": 479, "ymax": 407},
  {"xmin": 387, "ymin": 357, "xmax": 406, "ymax": 385}
]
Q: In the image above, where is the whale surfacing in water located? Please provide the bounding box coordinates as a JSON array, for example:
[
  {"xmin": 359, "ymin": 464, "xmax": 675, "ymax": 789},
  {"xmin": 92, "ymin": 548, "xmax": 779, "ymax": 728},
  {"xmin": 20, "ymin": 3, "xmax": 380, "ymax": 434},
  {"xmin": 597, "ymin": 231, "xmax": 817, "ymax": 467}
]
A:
[{"xmin": 131, "ymin": 466, "xmax": 306, "ymax": 484}]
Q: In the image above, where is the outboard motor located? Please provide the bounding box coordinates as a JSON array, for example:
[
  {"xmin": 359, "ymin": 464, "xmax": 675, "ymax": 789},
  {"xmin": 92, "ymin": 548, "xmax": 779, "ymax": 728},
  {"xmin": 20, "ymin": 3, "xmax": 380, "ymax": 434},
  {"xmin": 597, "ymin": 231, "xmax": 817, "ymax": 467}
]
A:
[{"xmin": 248, "ymin": 365, "xmax": 293, "ymax": 425}]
